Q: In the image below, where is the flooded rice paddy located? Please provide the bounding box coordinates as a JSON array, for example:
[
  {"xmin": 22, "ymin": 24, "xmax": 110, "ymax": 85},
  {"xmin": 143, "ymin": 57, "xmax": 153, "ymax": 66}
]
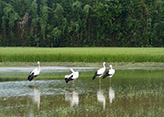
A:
[{"xmin": 0, "ymin": 67, "xmax": 164, "ymax": 117}]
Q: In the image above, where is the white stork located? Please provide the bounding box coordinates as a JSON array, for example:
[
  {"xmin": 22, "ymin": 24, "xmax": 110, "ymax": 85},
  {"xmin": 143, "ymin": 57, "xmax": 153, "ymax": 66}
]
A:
[
  {"xmin": 65, "ymin": 68, "xmax": 79, "ymax": 84},
  {"xmin": 92, "ymin": 62, "xmax": 106, "ymax": 86},
  {"xmin": 103, "ymin": 65, "xmax": 115, "ymax": 79},
  {"xmin": 28, "ymin": 61, "xmax": 40, "ymax": 85}
]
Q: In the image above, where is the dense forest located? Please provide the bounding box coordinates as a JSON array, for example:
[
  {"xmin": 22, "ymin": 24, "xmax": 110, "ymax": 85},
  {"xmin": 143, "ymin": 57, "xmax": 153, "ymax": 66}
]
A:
[{"xmin": 0, "ymin": 0, "xmax": 164, "ymax": 47}]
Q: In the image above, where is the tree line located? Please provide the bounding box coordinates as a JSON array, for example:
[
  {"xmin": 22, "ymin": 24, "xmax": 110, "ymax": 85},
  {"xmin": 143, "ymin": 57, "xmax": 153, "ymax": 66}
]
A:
[{"xmin": 0, "ymin": 0, "xmax": 164, "ymax": 47}]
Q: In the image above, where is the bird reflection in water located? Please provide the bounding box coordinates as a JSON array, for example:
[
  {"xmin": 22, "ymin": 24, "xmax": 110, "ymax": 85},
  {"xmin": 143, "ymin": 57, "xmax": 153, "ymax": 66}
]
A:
[
  {"xmin": 97, "ymin": 81, "xmax": 106, "ymax": 110},
  {"xmin": 109, "ymin": 78, "xmax": 115, "ymax": 104},
  {"xmin": 28, "ymin": 85, "xmax": 41, "ymax": 116},
  {"xmin": 33, "ymin": 86, "xmax": 40, "ymax": 109},
  {"xmin": 65, "ymin": 84, "xmax": 79, "ymax": 107}
]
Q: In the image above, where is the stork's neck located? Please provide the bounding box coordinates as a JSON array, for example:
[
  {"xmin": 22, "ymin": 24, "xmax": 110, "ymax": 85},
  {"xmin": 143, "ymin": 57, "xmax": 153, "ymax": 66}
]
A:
[
  {"xmin": 70, "ymin": 69, "xmax": 74, "ymax": 73},
  {"xmin": 103, "ymin": 64, "xmax": 106, "ymax": 68},
  {"xmin": 38, "ymin": 64, "xmax": 40, "ymax": 70}
]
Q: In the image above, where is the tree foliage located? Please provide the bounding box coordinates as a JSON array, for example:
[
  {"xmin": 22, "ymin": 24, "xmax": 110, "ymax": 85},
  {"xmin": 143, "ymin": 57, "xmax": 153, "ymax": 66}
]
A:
[{"xmin": 0, "ymin": 0, "xmax": 164, "ymax": 47}]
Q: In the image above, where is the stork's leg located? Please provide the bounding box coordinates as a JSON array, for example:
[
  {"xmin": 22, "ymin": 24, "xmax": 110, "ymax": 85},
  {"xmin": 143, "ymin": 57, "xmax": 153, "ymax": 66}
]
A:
[
  {"xmin": 72, "ymin": 81, "xmax": 75, "ymax": 89},
  {"xmin": 34, "ymin": 78, "xmax": 36, "ymax": 87},
  {"xmin": 110, "ymin": 78, "xmax": 111, "ymax": 87},
  {"xmin": 99, "ymin": 77, "xmax": 101, "ymax": 90}
]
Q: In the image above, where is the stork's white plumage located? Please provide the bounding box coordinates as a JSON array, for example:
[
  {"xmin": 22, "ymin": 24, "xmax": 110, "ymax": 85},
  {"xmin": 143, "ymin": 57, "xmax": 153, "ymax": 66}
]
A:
[
  {"xmin": 93, "ymin": 62, "xmax": 106, "ymax": 80},
  {"xmin": 103, "ymin": 65, "xmax": 115, "ymax": 79},
  {"xmin": 65, "ymin": 68, "xmax": 79, "ymax": 83},
  {"xmin": 28, "ymin": 61, "xmax": 40, "ymax": 85}
]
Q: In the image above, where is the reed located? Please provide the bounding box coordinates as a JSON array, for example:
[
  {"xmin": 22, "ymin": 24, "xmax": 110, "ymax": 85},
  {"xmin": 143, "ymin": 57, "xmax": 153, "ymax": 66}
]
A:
[{"xmin": 0, "ymin": 47, "xmax": 164, "ymax": 62}]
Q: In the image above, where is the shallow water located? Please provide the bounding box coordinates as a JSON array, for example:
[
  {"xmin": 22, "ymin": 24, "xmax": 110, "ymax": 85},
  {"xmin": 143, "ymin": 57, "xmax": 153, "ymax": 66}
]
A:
[
  {"xmin": 0, "ymin": 69, "xmax": 164, "ymax": 117},
  {"xmin": 0, "ymin": 66, "xmax": 97, "ymax": 73}
]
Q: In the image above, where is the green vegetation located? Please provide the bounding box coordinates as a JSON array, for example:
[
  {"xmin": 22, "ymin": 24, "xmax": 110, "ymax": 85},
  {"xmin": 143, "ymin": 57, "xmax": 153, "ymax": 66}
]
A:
[
  {"xmin": 0, "ymin": 0, "xmax": 164, "ymax": 47},
  {"xmin": 0, "ymin": 47, "xmax": 164, "ymax": 62}
]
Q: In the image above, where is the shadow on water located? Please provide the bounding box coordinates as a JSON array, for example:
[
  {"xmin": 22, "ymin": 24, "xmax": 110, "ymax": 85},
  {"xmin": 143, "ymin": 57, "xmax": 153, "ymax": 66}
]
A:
[{"xmin": 0, "ymin": 69, "xmax": 164, "ymax": 116}]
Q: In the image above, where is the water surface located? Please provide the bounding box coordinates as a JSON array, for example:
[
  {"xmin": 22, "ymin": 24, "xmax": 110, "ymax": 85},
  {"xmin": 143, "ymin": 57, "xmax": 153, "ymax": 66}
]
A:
[{"xmin": 0, "ymin": 69, "xmax": 164, "ymax": 117}]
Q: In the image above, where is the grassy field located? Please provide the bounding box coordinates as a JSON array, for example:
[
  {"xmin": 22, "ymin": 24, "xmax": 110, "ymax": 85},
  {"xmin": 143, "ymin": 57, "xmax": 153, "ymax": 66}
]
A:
[
  {"xmin": 0, "ymin": 69, "xmax": 163, "ymax": 81},
  {"xmin": 0, "ymin": 47, "xmax": 164, "ymax": 62}
]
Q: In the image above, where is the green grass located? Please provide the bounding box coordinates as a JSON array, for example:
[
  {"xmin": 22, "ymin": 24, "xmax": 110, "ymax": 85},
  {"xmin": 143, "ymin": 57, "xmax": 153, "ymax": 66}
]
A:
[
  {"xmin": 0, "ymin": 47, "xmax": 164, "ymax": 62},
  {"xmin": 0, "ymin": 69, "xmax": 163, "ymax": 81}
]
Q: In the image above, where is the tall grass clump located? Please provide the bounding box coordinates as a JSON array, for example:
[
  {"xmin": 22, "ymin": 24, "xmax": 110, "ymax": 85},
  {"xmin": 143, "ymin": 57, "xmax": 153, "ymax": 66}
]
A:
[{"xmin": 0, "ymin": 47, "xmax": 164, "ymax": 62}]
